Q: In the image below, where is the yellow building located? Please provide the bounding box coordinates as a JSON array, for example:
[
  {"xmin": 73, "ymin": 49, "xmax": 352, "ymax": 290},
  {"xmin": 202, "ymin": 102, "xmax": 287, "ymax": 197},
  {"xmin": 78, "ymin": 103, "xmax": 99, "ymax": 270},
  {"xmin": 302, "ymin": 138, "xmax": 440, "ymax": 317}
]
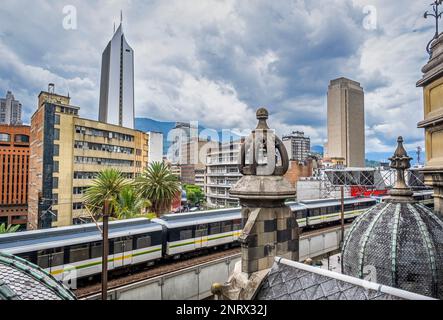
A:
[{"xmin": 29, "ymin": 88, "xmax": 149, "ymax": 229}]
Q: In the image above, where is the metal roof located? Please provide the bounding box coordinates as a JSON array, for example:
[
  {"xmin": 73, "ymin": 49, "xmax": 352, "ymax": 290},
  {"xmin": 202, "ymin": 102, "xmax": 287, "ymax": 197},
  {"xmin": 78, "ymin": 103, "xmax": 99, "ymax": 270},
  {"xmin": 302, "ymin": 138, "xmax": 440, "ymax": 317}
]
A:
[
  {"xmin": 256, "ymin": 257, "xmax": 433, "ymax": 300},
  {"xmin": 154, "ymin": 209, "xmax": 241, "ymax": 228},
  {"xmin": 0, "ymin": 252, "xmax": 76, "ymax": 300}
]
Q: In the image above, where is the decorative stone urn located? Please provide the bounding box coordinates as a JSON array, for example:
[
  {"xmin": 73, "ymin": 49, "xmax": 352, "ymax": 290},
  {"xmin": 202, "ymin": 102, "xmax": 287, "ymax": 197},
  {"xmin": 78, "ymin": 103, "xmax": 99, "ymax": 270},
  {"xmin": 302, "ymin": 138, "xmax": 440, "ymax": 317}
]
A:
[{"xmin": 212, "ymin": 108, "xmax": 298, "ymax": 300}]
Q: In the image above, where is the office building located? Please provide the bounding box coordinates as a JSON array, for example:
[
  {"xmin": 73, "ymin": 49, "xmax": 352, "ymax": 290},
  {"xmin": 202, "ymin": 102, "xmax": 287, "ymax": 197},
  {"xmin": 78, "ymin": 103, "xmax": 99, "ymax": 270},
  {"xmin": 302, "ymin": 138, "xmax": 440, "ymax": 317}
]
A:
[
  {"xmin": 0, "ymin": 91, "xmax": 22, "ymax": 125},
  {"xmin": 282, "ymin": 131, "xmax": 311, "ymax": 162},
  {"xmin": 99, "ymin": 20, "xmax": 135, "ymax": 129},
  {"xmin": 29, "ymin": 88, "xmax": 149, "ymax": 229},
  {"xmin": 325, "ymin": 77, "xmax": 365, "ymax": 168},
  {"xmin": 0, "ymin": 124, "xmax": 30, "ymax": 229},
  {"xmin": 147, "ymin": 131, "xmax": 164, "ymax": 165}
]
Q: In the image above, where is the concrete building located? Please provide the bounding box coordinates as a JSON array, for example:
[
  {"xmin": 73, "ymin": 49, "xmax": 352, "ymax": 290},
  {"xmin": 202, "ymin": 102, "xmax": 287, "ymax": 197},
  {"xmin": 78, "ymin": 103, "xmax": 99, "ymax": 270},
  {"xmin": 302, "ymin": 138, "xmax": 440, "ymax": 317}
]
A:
[
  {"xmin": 99, "ymin": 21, "xmax": 135, "ymax": 129},
  {"xmin": 29, "ymin": 89, "xmax": 149, "ymax": 229},
  {"xmin": 147, "ymin": 131, "xmax": 164, "ymax": 165},
  {"xmin": 205, "ymin": 141, "xmax": 242, "ymax": 208},
  {"xmin": 417, "ymin": 33, "xmax": 443, "ymax": 216},
  {"xmin": 0, "ymin": 124, "xmax": 30, "ymax": 229},
  {"xmin": 326, "ymin": 77, "xmax": 365, "ymax": 168},
  {"xmin": 282, "ymin": 131, "xmax": 310, "ymax": 162},
  {"xmin": 0, "ymin": 91, "xmax": 22, "ymax": 125}
]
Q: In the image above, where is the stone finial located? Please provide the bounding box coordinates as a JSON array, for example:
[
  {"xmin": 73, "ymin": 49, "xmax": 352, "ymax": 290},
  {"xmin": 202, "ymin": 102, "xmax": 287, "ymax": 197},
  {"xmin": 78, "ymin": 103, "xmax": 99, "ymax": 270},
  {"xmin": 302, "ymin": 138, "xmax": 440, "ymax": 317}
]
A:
[
  {"xmin": 238, "ymin": 107, "xmax": 289, "ymax": 176},
  {"xmin": 388, "ymin": 137, "xmax": 414, "ymax": 200}
]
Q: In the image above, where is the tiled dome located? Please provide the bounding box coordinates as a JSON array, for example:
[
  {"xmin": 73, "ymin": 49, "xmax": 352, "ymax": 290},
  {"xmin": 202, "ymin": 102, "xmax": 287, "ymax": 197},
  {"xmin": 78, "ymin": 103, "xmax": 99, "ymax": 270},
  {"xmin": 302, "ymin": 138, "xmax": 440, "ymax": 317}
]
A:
[
  {"xmin": 0, "ymin": 252, "xmax": 76, "ymax": 300},
  {"xmin": 342, "ymin": 137, "xmax": 443, "ymax": 299}
]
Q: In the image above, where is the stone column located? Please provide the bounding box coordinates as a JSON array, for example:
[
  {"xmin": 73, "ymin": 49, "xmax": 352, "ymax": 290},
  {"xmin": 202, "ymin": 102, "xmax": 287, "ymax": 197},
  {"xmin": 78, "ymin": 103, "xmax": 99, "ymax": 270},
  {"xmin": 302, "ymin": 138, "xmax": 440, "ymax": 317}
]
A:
[
  {"xmin": 211, "ymin": 108, "xmax": 298, "ymax": 300},
  {"xmin": 417, "ymin": 33, "xmax": 443, "ymax": 216}
]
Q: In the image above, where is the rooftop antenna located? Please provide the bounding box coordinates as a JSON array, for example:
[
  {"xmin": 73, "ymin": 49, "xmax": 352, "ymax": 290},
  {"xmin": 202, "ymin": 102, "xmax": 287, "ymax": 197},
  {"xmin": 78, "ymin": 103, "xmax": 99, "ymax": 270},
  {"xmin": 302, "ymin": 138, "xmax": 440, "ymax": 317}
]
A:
[
  {"xmin": 113, "ymin": 22, "xmax": 116, "ymax": 33},
  {"xmin": 121, "ymin": 10, "xmax": 123, "ymax": 24}
]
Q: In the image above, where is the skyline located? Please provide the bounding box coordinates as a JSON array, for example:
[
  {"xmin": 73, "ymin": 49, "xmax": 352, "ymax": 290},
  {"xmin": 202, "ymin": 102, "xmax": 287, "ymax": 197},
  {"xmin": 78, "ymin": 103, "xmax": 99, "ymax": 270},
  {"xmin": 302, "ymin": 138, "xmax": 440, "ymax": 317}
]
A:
[{"xmin": 0, "ymin": 0, "xmax": 433, "ymax": 153}]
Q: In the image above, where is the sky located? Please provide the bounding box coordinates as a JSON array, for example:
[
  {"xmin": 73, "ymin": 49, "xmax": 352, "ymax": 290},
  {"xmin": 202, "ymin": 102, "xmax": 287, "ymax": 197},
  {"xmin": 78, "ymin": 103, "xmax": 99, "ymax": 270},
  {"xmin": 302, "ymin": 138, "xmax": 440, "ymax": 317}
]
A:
[{"xmin": 0, "ymin": 0, "xmax": 435, "ymax": 155}]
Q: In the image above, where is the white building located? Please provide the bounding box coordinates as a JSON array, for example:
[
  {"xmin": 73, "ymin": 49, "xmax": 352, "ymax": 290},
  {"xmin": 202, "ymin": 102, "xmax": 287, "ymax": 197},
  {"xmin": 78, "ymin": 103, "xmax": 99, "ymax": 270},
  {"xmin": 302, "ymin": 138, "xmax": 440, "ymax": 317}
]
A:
[
  {"xmin": 147, "ymin": 132, "xmax": 164, "ymax": 165},
  {"xmin": 99, "ymin": 20, "xmax": 135, "ymax": 129},
  {"xmin": 0, "ymin": 91, "xmax": 22, "ymax": 125},
  {"xmin": 282, "ymin": 131, "xmax": 311, "ymax": 162},
  {"xmin": 205, "ymin": 141, "xmax": 243, "ymax": 208}
]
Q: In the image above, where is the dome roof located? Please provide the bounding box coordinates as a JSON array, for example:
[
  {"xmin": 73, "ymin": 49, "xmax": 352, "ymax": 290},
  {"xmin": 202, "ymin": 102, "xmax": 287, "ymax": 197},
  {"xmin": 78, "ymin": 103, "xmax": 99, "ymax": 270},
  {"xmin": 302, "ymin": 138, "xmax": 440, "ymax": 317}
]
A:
[
  {"xmin": 0, "ymin": 252, "xmax": 76, "ymax": 300},
  {"xmin": 342, "ymin": 137, "xmax": 443, "ymax": 299}
]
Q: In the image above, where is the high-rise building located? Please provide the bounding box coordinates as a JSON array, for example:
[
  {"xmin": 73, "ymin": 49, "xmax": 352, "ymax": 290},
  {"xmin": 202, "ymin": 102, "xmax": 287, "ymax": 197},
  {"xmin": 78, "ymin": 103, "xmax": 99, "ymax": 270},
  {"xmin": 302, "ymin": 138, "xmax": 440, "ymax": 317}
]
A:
[
  {"xmin": 325, "ymin": 77, "xmax": 365, "ymax": 168},
  {"xmin": 99, "ymin": 21, "xmax": 135, "ymax": 129},
  {"xmin": 0, "ymin": 124, "xmax": 30, "ymax": 229},
  {"xmin": 0, "ymin": 91, "xmax": 22, "ymax": 125},
  {"xmin": 282, "ymin": 131, "xmax": 311, "ymax": 162},
  {"xmin": 147, "ymin": 131, "xmax": 164, "ymax": 165},
  {"xmin": 29, "ymin": 89, "xmax": 149, "ymax": 229},
  {"xmin": 205, "ymin": 141, "xmax": 243, "ymax": 208}
]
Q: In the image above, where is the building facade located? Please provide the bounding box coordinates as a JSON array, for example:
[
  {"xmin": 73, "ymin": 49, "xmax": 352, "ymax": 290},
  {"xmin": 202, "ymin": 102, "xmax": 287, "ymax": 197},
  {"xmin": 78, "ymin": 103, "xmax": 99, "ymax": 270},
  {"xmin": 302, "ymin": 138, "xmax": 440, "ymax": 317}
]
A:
[
  {"xmin": 326, "ymin": 77, "xmax": 365, "ymax": 168},
  {"xmin": 99, "ymin": 23, "xmax": 135, "ymax": 129},
  {"xmin": 0, "ymin": 91, "xmax": 22, "ymax": 125},
  {"xmin": 0, "ymin": 125, "xmax": 30, "ymax": 229},
  {"xmin": 205, "ymin": 141, "xmax": 243, "ymax": 208},
  {"xmin": 29, "ymin": 90, "xmax": 149, "ymax": 229},
  {"xmin": 147, "ymin": 131, "xmax": 164, "ymax": 165},
  {"xmin": 282, "ymin": 131, "xmax": 311, "ymax": 162}
]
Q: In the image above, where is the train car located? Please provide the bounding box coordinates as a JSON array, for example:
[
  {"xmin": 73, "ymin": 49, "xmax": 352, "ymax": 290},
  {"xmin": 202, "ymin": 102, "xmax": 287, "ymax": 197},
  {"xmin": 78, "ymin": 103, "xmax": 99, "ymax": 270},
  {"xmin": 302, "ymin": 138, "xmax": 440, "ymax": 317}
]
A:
[
  {"xmin": 0, "ymin": 218, "xmax": 163, "ymax": 282},
  {"xmin": 153, "ymin": 208, "xmax": 242, "ymax": 257},
  {"xmin": 299, "ymin": 197, "xmax": 377, "ymax": 226}
]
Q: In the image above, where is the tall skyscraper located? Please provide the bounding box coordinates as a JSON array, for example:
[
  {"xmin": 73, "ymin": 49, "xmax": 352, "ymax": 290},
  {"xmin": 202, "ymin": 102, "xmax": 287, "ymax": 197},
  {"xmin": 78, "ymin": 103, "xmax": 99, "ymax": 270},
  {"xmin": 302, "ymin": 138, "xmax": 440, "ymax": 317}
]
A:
[
  {"xmin": 0, "ymin": 91, "xmax": 22, "ymax": 125},
  {"xmin": 326, "ymin": 77, "xmax": 365, "ymax": 168},
  {"xmin": 99, "ymin": 19, "xmax": 135, "ymax": 129}
]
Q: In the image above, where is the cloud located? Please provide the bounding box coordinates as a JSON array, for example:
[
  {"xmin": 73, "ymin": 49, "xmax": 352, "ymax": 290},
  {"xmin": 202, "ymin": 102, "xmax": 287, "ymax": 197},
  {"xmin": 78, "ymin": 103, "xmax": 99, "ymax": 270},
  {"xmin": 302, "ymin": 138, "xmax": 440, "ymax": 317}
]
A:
[{"xmin": 0, "ymin": 0, "xmax": 432, "ymax": 154}]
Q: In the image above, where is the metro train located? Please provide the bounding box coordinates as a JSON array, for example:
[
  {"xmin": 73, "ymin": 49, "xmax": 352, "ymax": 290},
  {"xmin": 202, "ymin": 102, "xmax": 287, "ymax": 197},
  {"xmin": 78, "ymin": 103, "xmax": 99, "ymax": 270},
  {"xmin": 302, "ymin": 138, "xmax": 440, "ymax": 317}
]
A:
[{"xmin": 0, "ymin": 192, "xmax": 433, "ymax": 285}]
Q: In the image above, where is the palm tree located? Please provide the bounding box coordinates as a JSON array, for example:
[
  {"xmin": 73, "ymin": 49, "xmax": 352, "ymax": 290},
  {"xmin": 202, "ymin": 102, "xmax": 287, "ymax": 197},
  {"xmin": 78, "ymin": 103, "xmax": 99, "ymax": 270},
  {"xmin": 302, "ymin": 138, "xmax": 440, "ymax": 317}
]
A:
[
  {"xmin": 83, "ymin": 168, "xmax": 129, "ymax": 218},
  {"xmin": 0, "ymin": 223, "xmax": 20, "ymax": 234},
  {"xmin": 112, "ymin": 185, "xmax": 152, "ymax": 220},
  {"xmin": 135, "ymin": 162, "xmax": 181, "ymax": 216}
]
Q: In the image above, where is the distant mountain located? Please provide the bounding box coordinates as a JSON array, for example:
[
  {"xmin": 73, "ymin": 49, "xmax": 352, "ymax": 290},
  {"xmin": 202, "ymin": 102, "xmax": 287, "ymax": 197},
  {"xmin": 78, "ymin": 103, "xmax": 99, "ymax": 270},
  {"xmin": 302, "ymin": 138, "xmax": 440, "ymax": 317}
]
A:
[
  {"xmin": 135, "ymin": 118, "xmax": 241, "ymax": 156},
  {"xmin": 365, "ymin": 151, "xmax": 425, "ymax": 165},
  {"xmin": 311, "ymin": 145, "xmax": 324, "ymax": 155}
]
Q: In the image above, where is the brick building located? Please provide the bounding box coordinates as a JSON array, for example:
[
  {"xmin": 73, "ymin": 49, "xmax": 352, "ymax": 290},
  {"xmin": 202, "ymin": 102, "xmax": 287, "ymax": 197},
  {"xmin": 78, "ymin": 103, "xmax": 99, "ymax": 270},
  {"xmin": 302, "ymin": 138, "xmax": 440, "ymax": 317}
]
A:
[{"xmin": 0, "ymin": 124, "xmax": 30, "ymax": 229}]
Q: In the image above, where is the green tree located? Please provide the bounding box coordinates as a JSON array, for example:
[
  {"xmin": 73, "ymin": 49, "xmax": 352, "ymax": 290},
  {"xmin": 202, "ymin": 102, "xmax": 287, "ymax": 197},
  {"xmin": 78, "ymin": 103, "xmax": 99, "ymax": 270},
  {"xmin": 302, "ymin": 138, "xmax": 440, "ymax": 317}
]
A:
[
  {"xmin": 112, "ymin": 185, "xmax": 152, "ymax": 220},
  {"xmin": 135, "ymin": 162, "xmax": 181, "ymax": 216},
  {"xmin": 0, "ymin": 223, "xmax": 20, "ymax": 234},
  {"xmin": 83, "ymin": 168, "xmax": 129, "ymax": 218},
  {"xmin": 184, "ymin": 184, "xmax": 204, "ymax": 206}
]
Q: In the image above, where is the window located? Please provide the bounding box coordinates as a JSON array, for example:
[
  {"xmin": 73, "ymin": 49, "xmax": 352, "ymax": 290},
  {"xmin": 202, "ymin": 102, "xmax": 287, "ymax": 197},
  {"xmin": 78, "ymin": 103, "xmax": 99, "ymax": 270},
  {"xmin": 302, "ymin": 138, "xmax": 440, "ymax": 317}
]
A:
[
  {"xmin": 54, "ymin": 129, "xmax": 60, "ymax": 141},
  {"xmin": 69, "ymin": 244, "xmax": 90, "ymax": 263},
  {"xmin": 136, "ymin": 235, "xmax": 151, "ymax": 249},
  {"xmin": 222, "ymin": 221, "xmax": 232, "ymax": 233},
  {"xmin": 53, "ymin": 177, "xmax": 59, "ymax": 189},
  {"xmin": 53, "ymin": 161, "xmax": 59, "ymax": 173},
  {"xmin": 14, "ymin": 135, "xmax": 29, "ymax": 143},
  {"xmin": 37, "ymin": 248, "xmax": 64, "ymax": 269},
  {"xmin": 233, "ymin": 219, "xmax": 242, "ymax": 231},
  {"xmin": 209, "ymin": 222, "xmax": 221, "ymax": 235},
  {"xmin": 54, "ymin": 114, "xmax": 60, "ymax": 125},
  {"xmin": 73, "ymin": 202, "xmax": 84, "ymax": 210},
  {"xmin": 91, "ymin": 241, "xmax": 102, "ymax": 259},
  {"xmin": 113, "ymin": 238, "xmax": 133, "ymax": 254},
  {"xmin": 54, "ymin": 144, "xmax": 59, "ymax": 157},
  {"xmin": 195, "ymin": 224, "xmax": 208, "ymax": 238},
  {"xmin": 0, "ymin": 133, "xmax": 10, "ymax": 142}
]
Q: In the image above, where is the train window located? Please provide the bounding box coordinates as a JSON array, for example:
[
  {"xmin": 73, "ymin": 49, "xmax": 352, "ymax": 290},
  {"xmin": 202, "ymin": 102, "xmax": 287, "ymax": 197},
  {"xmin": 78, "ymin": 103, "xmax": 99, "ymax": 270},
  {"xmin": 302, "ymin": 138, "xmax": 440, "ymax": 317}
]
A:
[
  {"xmin": 37, "ymin": 248, "xmax": 64, "ymax": 269},
  {"xmin": 296, "ymin": 210, "xmax": 306, "ymax": 220},
  {"xmin": 91, "ymin": 241, "xmax": 102, "ymax": 259},
  {"xmin": 113, "ymin": 238, "xmax": 133, "ymax": 254},
  {"xmin": 17, "ymin": 252, "xmax": 37, "ymax": 265},
  {"xmin": 209, "ymin": 222, "xmax": 221, "ymax": 235},
  {"xmin": 233, "ymin": 219, "xmax": 242, "ymax": 231},
  {"xmin": 312, "ymin": 209, "xmax": 320, "ymax": 216},
  {"xmin": 222, "ymin": 221, "xmax": 233, "ymax": 233},
  {"xmin": 69, "ymin": 244, "xmax": 90, "ymax": 263},
  {"xmin": 195, "ymin": 224, "xmax": 208, "ymax": 238},
  {"xmin": 151, "ymin": 231, "xmax": 163, "ymax": 245},
  {"xmin": 321, "ymin": 207, "xmax": 327, "ymax": 215},
  {"xmin": 180, "ymin": 230, "xmax": 193, "ymax": 241},
  {"xmin": 136, "ymin": 235, "xmax": 151, "ymax": 249}
]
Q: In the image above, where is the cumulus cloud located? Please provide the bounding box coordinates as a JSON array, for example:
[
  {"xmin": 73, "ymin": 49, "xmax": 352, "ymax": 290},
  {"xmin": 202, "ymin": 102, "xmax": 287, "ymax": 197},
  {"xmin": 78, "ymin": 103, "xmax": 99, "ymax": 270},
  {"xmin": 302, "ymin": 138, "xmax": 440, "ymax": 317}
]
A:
[{"xmin": 0, "ymin": 0, "xmax": 433, "ymax": 154}]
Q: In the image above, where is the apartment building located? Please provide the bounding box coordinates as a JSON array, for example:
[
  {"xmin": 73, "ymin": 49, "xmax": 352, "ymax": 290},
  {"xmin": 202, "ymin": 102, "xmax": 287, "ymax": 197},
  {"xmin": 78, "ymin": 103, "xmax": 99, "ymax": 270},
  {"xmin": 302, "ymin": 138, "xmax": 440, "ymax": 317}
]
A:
[{"xmin": 28, "ymin": 89, "xmax": 149, "ymax": 229}]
